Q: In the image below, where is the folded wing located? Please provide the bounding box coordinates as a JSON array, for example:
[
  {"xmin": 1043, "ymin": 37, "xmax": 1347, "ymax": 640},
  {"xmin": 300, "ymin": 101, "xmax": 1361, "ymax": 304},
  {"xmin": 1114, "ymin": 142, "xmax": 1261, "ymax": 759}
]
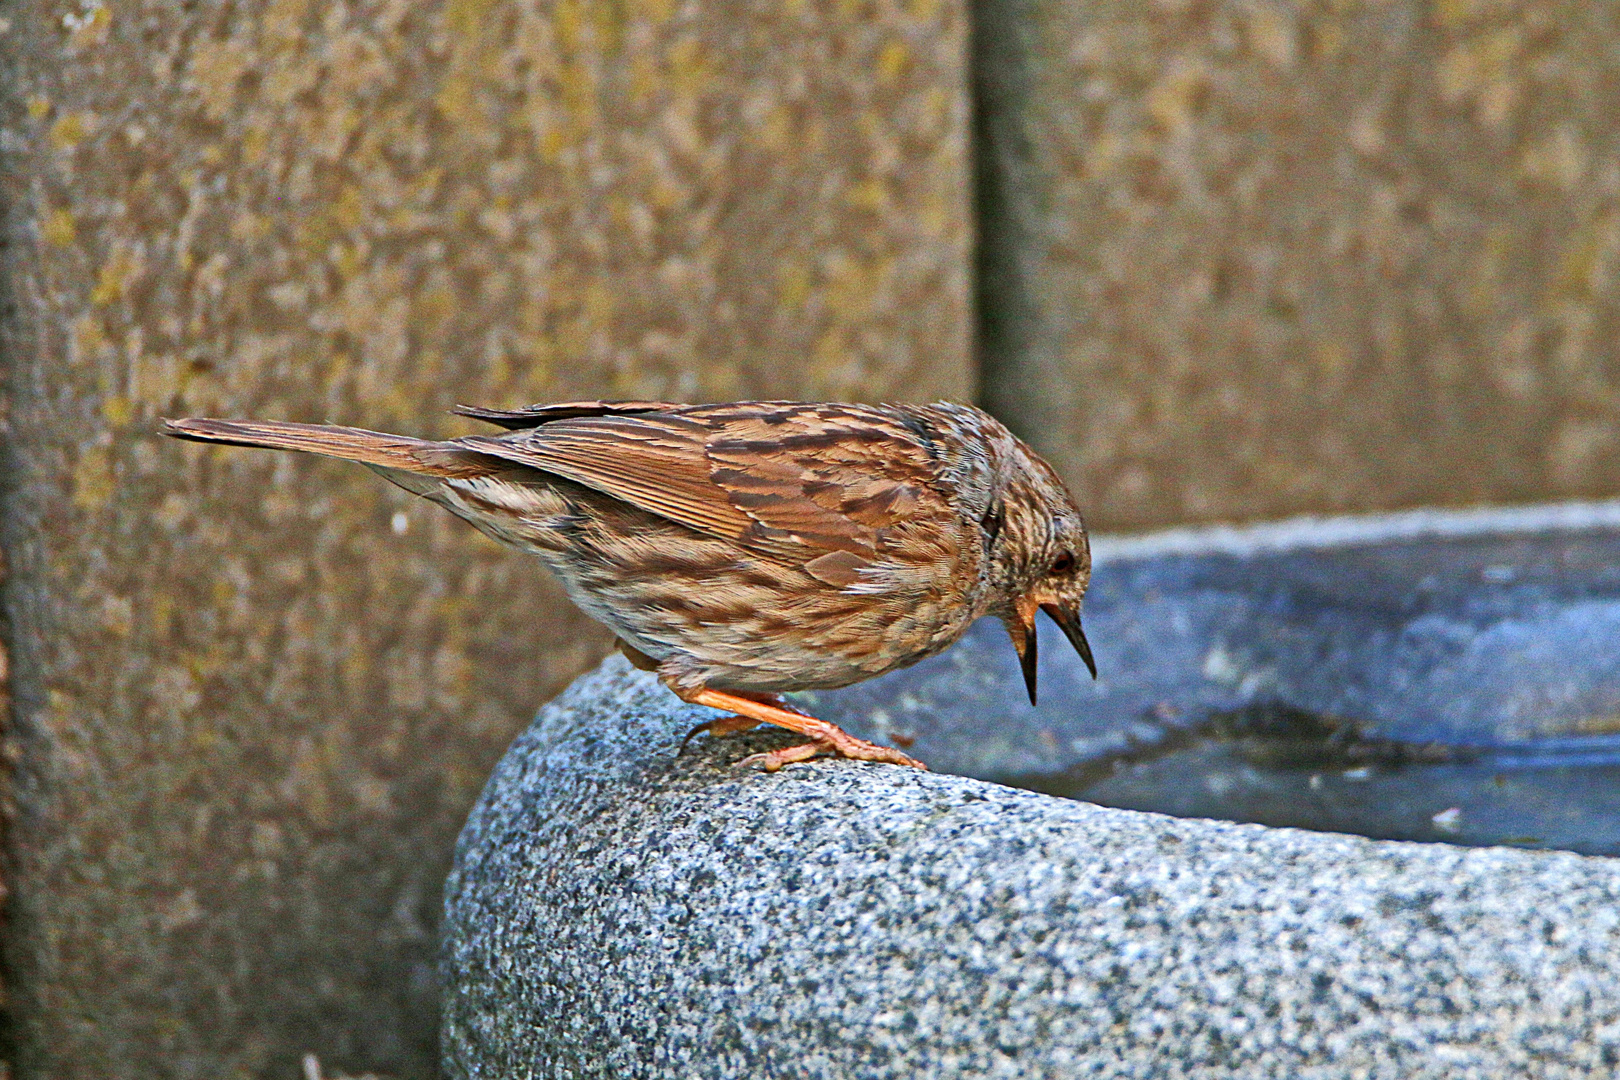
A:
[{"xmin": 453, "ymin": 402, "xmax": 960, "ymax": 586}]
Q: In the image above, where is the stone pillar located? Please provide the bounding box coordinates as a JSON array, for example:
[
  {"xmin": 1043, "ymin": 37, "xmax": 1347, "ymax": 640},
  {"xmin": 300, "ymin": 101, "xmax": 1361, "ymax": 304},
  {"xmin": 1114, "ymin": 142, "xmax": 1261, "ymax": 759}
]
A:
[
  {"xmin": 0, "ymin": 0, "xmax": 971, "ymax": 1074},
  {"xmin": 977, "ymin": 0, "xmax": 1620, "ymax": 530}
]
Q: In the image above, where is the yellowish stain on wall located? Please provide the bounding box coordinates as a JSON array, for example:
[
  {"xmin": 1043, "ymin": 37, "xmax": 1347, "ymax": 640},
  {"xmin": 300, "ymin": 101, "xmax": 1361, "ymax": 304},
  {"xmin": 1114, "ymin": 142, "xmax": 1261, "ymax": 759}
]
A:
[
  {"xmin": 71, "ymin": 444, "xmax": 115, "ymax": 511},
  {"xmin": 40, "ymin": 208, "xmax": 76, "ymax": 247},
  {"xmin": 48, "ymin": 111, "xmax": 92, "ymax": 150}
]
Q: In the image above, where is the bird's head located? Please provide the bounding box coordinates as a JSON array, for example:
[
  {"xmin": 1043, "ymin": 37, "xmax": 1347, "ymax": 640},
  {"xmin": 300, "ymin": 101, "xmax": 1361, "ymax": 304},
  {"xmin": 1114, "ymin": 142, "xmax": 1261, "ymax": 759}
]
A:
[{"xmin": 980, "ymin": 436, "xmax": 1096, "ymax": 706}]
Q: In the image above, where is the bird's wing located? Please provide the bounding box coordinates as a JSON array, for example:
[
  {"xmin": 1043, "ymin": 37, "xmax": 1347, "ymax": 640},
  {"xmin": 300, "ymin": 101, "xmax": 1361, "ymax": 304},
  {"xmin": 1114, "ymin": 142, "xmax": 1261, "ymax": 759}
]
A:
[
  {"xmin": 692, "ymin": 402, "xmax": 952, "ymax": 558},
  {"xmin": 455, "ymin": 412, "xmax": 759, "ymax": 541},
  {"xmin": 452, "ymin": 399, "xmax": 683, "ymax": 430},
  {"xmin": 452, "ymin": 403, "xmax": 959, "ymax": 585}
]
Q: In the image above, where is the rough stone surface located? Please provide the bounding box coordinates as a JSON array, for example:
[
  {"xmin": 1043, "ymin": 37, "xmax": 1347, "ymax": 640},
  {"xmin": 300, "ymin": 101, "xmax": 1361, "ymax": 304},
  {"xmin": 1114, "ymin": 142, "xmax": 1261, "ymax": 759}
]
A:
[
  {"xmin": 443, "ymin": 658, "xmax": 1620, "ymax": 1078},
  {"xmin": 976, "ymin": 0, "xmax": 1620, "ymax": 530},
  {"xmin": 0, "ymin": 0, "xmax": 972, "ymax": 1075}
]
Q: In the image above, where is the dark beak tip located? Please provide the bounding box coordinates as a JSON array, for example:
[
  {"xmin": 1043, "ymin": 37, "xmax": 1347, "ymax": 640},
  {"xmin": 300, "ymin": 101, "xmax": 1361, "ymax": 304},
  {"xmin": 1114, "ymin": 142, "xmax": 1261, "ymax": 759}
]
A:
[
  {"xmin": 1043, "ymin": 602, "xmax": 1099, "ymax": 681},
  {"xmin": 1020, "ymin": 639, "xmax": 1039, "ymax": 707},
  {"xmin": 1012, "ymin": 612, "xmax": 1039, "ymax": 708},
  {"xmin": 1078, "ymin": 639, "xmax": 1099, "ymax": 681}
]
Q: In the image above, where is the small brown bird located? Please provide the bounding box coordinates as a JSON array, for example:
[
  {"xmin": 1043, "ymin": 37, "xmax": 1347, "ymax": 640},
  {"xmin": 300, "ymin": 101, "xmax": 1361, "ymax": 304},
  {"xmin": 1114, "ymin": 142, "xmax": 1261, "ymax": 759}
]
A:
[{"xmin": 162, "ymin": 400, "xmax": 1095, "ymax": 771}]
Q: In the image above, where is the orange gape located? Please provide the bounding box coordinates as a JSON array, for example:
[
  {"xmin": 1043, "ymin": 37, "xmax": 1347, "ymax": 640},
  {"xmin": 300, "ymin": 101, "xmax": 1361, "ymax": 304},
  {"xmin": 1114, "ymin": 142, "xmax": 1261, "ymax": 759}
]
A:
[{"xmin": 164, "ymin": 400, "xmax": 1097, "ymax": 770}]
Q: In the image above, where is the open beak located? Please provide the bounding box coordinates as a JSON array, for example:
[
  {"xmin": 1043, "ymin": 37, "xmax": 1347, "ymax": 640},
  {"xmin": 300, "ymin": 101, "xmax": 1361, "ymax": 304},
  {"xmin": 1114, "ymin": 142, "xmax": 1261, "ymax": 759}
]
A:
[
  {"xmin": 1006, "ymin": 597, "xmax": 1099, "ymax": 704},
  {"xmin": 1041, "ymin": 602, "xmax": 1098, "ymax": 680},
  {"xmin": 1004, "ymin": 595, "xmax": 1040, "ymax": 706}
]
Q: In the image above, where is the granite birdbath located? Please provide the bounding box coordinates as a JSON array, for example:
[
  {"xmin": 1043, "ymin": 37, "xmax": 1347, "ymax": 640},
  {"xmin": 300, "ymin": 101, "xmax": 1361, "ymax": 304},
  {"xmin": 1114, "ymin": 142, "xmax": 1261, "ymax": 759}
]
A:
[{"xmin": 442, "ymin": 503, "xmax": 1620, "ymax": 1078}]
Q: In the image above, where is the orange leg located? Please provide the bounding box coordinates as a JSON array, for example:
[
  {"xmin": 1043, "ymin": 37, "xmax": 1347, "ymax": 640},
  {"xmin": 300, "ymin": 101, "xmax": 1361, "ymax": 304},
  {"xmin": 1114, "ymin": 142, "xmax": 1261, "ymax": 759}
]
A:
[
  {"xmin": 670, "ymin": 684, "xmax": 927, "ymax": 772},
  {"xmin": 678, "ymin": 690, "xmax": 816, "ymax": 749}
]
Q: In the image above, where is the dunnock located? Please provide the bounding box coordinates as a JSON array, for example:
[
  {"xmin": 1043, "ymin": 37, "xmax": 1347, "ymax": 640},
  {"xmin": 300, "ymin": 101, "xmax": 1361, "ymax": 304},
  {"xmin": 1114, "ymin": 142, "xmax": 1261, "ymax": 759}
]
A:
[{"xmin": 163, "ymin": 400, "xmax": 1096, "ymax": 771}]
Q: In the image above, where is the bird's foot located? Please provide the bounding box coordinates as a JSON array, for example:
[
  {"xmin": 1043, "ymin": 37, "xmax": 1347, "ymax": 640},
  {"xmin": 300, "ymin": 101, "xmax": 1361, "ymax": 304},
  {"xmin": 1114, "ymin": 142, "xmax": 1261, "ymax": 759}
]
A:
[
  {"xmin": 739, "ymin": 731, "xmax": 926, "ymax": 772},
  {"xmin": 667, "ymin": 682, "xmax": 927, "ymax": 772}
]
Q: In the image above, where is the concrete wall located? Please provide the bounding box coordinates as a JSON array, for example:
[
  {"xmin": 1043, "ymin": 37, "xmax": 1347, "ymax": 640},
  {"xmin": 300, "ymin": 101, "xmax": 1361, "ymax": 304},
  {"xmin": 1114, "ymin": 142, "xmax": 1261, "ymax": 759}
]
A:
[
  {"xmin": 977, "ymin": 0, "xmax": 1620, "ymax": 530},
  {"xmin": 0, "ymin": 0, "xmax": 971, "ymax": 1075}
]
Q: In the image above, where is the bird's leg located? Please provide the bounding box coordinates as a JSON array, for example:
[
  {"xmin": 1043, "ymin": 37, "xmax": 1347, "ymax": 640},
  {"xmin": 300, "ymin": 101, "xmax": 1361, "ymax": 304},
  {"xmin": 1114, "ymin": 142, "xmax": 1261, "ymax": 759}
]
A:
[
  {"xmin": 676, "ymin": 689, "xmax": 801, "ymax": 749},
  {"xmin": 623, "ymin": 641, "xmax": 767, "ymax": 748},
  {"xmin": 668, "ymin": 683, "xmax": 927, "ymax": 772}
]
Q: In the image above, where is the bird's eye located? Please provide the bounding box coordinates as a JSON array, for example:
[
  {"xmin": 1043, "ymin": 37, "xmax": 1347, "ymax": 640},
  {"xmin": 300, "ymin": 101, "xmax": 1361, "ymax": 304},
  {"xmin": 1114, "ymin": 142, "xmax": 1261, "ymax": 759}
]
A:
[{"xmin": 1050, "ymin": 552, "xmax": 1076, "ymax": 575}]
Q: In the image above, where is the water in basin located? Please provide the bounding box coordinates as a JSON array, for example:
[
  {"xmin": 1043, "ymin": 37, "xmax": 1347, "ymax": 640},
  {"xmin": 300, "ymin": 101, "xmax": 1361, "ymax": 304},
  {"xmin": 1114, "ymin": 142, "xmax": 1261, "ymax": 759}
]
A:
[{"xmin": 811, "ymin": 512, "xmax": 1620, "ymax": 857}]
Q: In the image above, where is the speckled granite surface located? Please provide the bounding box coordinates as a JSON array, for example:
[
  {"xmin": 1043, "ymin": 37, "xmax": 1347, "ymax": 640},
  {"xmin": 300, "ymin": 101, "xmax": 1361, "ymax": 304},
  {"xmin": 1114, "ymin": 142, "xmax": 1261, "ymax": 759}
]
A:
[{"xmin": 443, "ymin": 657, "xmax": 1620, "ymax": 1078}]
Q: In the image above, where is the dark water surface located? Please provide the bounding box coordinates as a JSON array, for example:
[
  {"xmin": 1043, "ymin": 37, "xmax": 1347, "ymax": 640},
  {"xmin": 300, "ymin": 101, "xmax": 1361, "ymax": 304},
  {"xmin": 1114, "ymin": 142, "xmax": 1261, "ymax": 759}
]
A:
[{"xmin": 812, "ymin": 517, "xmax": 1620, "ymax": 856}]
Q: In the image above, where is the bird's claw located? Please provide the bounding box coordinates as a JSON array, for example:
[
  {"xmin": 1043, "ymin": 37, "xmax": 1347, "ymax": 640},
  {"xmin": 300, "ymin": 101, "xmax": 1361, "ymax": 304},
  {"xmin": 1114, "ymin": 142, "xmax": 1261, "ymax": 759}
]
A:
[
  {"xmin": 678, "ymin": 714, "xmax": 763, "ymax": 754},
  {"xmin": 740, "ymin": 734, "xmax": 927, "ymax": 772}
]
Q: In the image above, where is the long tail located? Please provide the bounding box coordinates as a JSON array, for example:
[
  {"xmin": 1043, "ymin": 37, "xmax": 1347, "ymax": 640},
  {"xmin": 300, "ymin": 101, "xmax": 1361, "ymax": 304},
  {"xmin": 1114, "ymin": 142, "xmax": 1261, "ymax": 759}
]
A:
[{"xmin": 161, "ymin": 418, "xmax": 487, "ymax": 479}]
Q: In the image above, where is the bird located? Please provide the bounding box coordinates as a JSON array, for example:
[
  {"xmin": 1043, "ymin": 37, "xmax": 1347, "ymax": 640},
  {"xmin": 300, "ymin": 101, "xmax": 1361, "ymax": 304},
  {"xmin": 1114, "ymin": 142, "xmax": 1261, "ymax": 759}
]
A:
[{"xmin": 162, "ymin": 400, "xmax": 1097, "ymax": 771}]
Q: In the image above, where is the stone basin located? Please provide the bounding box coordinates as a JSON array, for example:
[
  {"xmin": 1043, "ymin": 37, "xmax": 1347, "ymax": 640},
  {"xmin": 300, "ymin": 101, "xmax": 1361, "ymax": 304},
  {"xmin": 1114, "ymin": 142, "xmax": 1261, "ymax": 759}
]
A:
[
  {"xmin": 442, "ymin": 504, "xmax": 1620, "ymax": 1077},
  {"xmin": 816, "ymin": 500, "xmax": 1620, "ymax": 856}
]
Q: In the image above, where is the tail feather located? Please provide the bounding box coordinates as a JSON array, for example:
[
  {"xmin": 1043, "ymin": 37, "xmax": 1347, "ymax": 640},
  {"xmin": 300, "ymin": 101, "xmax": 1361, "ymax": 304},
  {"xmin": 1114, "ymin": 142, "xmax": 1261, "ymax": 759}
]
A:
[{"xmin": 161, "ymin": 418, "xmax": 486, "ymax": 478}]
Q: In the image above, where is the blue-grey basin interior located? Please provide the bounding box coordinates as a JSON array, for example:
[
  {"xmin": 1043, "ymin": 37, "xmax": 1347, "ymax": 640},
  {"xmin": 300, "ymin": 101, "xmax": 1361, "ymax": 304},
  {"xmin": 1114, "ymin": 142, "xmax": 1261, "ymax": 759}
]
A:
[{"xmin": 808, "ymin": 505, "xmax": 1620, "ymax": 856}]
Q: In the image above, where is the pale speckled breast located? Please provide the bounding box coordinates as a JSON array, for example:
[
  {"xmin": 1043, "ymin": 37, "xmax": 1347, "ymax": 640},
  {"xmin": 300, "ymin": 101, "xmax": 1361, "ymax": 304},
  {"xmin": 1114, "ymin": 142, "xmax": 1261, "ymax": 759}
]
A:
[
  {"xmin": 574, "ymin": 506, "xmax": 989, "ymax": 693},
  {"xmin": 431, "ymin": 471, "xmax": 989, "ymax": 693}
]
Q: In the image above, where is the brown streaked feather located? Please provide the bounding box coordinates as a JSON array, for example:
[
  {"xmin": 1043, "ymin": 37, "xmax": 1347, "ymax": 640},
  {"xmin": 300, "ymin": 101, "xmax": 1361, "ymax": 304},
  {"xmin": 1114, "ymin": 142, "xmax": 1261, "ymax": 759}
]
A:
[
  {"xmin": 160, "ymin": 418, "xmax": 492, "ymax": 477},
  {"xmin": 696, "ymin": 403, "xmax": 952, "ymax": 557},
  {"xmin": 802, "ymin": 550, "xmax": 869, "ymax": 587},
  {"xmin": 452, "ymin": 399, "xmax": 680, "ymax": 430},
  {"xmin": 453, "ymin": 403, "xmax": 956, "ymax": 574},
  {"xmin": 454, "ymin": 415, "xmax": 763, "ymax": 544}
]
